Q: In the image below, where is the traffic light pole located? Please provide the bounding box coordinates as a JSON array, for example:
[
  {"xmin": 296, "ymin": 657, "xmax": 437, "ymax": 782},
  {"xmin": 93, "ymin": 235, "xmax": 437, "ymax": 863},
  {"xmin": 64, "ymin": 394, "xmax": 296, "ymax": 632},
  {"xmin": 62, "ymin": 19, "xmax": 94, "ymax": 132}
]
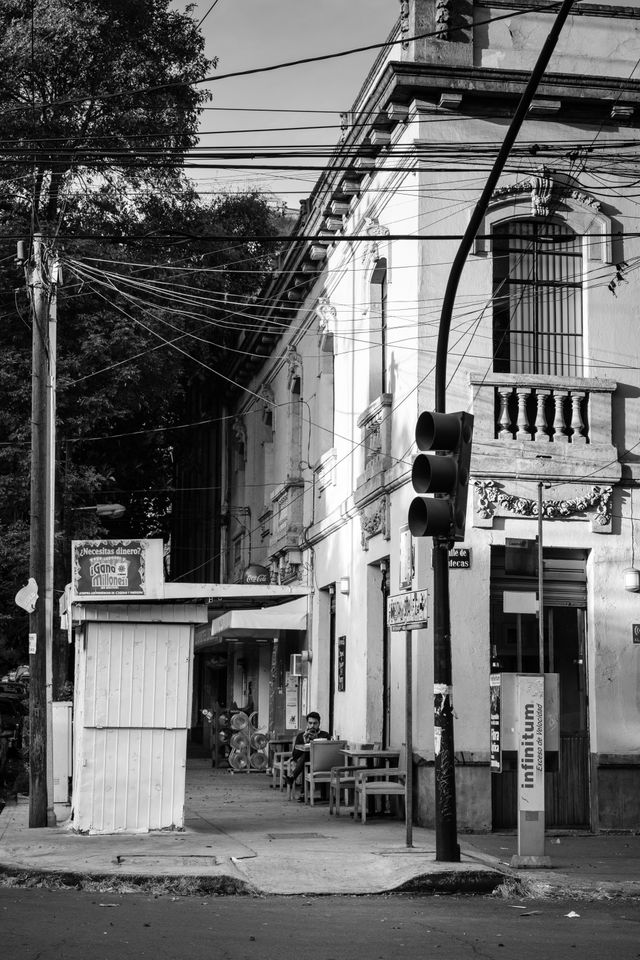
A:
[{"xmin": 431, "ymin": 0, "xmax": 575, "ymax": 861}]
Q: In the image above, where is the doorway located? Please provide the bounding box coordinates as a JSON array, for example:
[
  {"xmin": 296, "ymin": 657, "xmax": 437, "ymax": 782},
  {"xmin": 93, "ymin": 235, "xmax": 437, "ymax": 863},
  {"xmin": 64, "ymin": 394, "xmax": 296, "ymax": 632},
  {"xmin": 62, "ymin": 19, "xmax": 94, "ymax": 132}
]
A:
[{"xmin": 490, "ymin": 546, "xmax": 590, "ymax": 829}]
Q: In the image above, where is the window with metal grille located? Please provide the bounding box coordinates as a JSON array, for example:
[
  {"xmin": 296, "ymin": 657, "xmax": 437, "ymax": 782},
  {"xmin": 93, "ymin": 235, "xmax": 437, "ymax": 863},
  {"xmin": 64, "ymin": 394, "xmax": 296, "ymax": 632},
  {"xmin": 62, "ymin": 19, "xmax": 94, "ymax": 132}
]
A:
[{"xmin": 493, "ymin": 220, "xmax": 583, "ymax": 376}]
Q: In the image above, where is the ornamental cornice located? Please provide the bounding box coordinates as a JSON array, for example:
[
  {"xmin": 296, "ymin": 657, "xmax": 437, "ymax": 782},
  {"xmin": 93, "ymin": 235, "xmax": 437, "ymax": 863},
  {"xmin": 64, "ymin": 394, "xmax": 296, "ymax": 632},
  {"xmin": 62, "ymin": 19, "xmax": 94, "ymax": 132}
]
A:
[
  {"xmin": 491, "ymin": 168, "xmax": 601, "ymax": 217},
  {"xmin": 474, "ymin": 480, "xmax": 612, "ymax": 533}
]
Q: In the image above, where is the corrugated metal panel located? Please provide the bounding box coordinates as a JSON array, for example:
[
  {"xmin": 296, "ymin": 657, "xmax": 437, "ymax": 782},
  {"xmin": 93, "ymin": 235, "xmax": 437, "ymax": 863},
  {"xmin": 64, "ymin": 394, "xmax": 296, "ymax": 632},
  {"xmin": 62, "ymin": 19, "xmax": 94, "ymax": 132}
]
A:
[
  {"xmin": 491, "ymin": 547, "xmax": 588, "ymax": 605},
  {"xmin": 74, "ymin": 728, "xmax": 186, "ymax": 833},
  {"xmin": 84, "ymin": 622, "xmax": 191, "ymax": 729}
]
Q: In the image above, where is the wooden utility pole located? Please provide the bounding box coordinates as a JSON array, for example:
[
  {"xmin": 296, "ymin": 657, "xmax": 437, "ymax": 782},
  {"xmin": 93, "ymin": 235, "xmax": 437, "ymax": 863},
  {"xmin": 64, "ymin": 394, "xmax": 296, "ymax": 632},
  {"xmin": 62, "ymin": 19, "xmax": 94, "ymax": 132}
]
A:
[{"xmin": 26, "ymin": 233, "xmax": 56, "ymax": 827}]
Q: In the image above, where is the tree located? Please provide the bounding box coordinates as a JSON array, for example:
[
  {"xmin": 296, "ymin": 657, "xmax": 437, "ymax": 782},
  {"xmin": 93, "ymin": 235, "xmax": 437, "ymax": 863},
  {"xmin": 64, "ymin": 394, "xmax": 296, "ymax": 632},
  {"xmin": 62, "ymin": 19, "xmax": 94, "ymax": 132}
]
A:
[{"xmin": 0, "ymin": 1, "xmax": 284, "ymax": 677}]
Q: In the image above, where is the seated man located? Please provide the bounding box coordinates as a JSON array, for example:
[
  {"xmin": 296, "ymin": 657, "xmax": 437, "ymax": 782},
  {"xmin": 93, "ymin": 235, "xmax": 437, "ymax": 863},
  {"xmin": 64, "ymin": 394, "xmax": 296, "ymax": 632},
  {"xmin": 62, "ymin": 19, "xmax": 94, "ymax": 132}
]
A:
[{"xmin": 286, "ymin": 711, "xmax": 330, "ymax": 802}]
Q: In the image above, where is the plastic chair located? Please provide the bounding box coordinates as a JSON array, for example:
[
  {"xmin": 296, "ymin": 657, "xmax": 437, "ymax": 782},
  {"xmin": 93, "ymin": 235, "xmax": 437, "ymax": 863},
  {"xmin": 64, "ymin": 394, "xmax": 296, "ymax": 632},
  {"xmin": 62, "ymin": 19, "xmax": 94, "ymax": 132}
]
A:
[
  {"xmin": 303, "ymin": 740, "xmax": 347, "ymax": 805},
  {"xmin": 353, "ymin": 744, "xmax": 407, "ymax": 824}
]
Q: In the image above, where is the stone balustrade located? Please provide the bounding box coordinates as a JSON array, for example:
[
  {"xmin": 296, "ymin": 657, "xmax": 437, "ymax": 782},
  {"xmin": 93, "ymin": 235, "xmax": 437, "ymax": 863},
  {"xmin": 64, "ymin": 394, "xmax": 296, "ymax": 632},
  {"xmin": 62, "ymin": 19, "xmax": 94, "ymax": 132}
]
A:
[
  {"xmin": 470, "ymin": 373, "xmax": 616, "ymax": 445},
  {"xmin": 469, "ymin": 372, "xmax": 620, "ymax": 484}
]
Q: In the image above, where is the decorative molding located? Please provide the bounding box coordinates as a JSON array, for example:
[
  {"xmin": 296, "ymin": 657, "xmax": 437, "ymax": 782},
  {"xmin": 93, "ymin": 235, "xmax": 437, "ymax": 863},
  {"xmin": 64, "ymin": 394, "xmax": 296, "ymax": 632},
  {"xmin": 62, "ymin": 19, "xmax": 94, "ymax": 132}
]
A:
[
  {"xmin": 531, "ymin": 170, "xmax": 554, "ymax": 217},
  {"xmin": 364, "ymin": 216, "xmax": 391, "ymax": 238},
  {"xmin": 259, "ymin": 385, "xmax": 274, "ymax": 426},
  {"xmin": 474, "ymin": 169, "xmax": 611, "ymax": 262},
  {"xmin": 358, "ymin": 494, "xmax": 391, "ymax": 550},
  {"xmin": 361, "ymin": 217, "xmax": 392, "ymax": 293},
  {"xmin": 231, "ymin": 417, "xmax": 247, "ymax": 459},
  {"xmin": 286, "ymin": 346, "xmax": 303, "ymax": 392},
  {"xmin": 474, "ymin": 480, "xmax": 612, "ymax": 532},
  {"xmin": 399, "ymin": 0, "xmax": 410, "ymax": 49},
  {"xmin": 314, "ymin": 447, "xmax": 337, "ymax": 493},
  {"xmin": 491, "ymin": 169, "xmax": 602, "ymax": 218},
  {"xmin": 435, "ymin": 0, "xmax": 452, "ymax": 39},
  {"xmin": 315, "ymin": 296, "xmax": 337, "ymax": 352}
]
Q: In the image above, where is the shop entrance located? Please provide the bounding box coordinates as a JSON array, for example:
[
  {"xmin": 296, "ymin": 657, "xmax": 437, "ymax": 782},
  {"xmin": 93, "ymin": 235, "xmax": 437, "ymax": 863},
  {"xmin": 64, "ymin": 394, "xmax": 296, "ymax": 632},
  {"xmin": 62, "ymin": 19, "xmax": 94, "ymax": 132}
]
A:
[{"xmin": 490, "ymin": 546, "xmax": 590, "ymax": 829}]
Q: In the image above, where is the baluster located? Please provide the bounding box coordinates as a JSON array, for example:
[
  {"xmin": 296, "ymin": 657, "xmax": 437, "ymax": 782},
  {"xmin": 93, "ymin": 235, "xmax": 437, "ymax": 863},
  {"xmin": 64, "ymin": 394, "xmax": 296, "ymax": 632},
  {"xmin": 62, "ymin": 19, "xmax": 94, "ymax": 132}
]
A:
[
  {"xmin": 570, "ymin": 391, "xmax": 587, "ymax": 444},
  {"xmin": 516, "ymin": 387, "xmax": 532, "ymax": 441},
  {"xmin": 497, "ymin": 387, "xmax": 513, "ymax": 440},
  {"xmin": 534, "ymin": 389, "xmax": 550, "ymax": 442},
  {"xmin": 552, "ymin": 389, "xmax": 569, "ymax": 443}
]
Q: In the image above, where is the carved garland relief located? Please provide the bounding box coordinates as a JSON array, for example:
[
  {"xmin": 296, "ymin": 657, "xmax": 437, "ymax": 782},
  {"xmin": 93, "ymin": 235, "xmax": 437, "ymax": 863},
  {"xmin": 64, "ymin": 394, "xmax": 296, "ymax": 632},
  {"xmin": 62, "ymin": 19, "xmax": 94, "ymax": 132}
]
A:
[{"xmin": 475, "ymin": 480, "xmax": 612, "ymax": 531}]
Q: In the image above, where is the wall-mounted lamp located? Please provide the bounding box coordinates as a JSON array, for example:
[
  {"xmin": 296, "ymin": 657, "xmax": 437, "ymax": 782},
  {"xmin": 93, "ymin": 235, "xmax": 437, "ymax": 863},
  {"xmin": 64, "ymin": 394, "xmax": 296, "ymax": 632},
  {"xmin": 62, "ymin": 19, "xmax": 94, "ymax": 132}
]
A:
[
  {"xmin": 624, "ymin": 567, "xmax": 640, "ymax": 592},
  {"xmin": 339, "ymin": 576, "xmax": 350, "ymax": 595}
]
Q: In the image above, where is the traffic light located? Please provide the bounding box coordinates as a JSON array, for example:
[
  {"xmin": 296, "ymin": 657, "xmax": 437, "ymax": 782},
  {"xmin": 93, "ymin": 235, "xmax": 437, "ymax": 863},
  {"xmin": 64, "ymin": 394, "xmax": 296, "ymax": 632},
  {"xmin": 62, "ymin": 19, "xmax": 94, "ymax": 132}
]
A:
[{"xmin": 408, "ymin": 410, "xmax": 474, "ymax": 542}]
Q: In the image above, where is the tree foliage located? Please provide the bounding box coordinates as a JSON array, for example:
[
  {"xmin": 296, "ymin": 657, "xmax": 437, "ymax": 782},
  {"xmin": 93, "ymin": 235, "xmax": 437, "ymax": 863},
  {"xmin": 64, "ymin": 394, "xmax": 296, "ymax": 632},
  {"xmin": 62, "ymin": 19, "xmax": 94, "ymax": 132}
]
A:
[{"xmin": 0, "ymin": 1, "xmax": 284, "ymax": 673}]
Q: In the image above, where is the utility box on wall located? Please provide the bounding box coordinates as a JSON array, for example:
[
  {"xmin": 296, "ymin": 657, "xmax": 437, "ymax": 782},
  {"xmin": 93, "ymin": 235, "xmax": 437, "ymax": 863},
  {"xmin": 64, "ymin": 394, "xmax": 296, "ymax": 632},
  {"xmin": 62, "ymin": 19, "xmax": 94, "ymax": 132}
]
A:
[
  {"xmin": 71, "ymin": 602, "xmax": 208, "ymax": 834},
  {"xmin": 52, "ymin": 700, "xmax": 73, "ymax": 804}
]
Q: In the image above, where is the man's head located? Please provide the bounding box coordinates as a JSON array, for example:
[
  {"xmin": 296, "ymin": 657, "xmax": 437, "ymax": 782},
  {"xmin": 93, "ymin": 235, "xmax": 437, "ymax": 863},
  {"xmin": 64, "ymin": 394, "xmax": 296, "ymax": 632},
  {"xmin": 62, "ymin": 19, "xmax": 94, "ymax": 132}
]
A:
[{"xmin": 305, "ymin": 711, "xmax": 321, "ymax": 732}]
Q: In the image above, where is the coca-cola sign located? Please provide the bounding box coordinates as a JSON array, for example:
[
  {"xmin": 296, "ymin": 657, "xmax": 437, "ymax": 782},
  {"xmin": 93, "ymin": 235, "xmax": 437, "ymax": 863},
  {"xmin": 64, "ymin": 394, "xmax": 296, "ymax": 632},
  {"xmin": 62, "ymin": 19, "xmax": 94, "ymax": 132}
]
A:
[{"xmin": 243, "ymin": 564, "xmax": 270, "ymax": 585}]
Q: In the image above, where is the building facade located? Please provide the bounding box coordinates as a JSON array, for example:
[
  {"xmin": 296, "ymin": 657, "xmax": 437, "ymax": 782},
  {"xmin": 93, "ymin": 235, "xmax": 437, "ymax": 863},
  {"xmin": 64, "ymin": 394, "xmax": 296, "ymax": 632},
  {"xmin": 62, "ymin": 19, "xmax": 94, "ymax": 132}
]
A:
[{"xmin": 186, "ymin": 0, "xmax": 640, "ymax": 830}]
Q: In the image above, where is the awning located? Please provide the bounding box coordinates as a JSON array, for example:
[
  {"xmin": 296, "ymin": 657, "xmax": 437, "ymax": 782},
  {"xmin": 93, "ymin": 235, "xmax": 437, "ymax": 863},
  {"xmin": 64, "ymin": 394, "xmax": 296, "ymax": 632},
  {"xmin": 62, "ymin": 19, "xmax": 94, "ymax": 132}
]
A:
[{"xmin": 207, "ymin": 596, "xmax": 308, "ymax": 642}]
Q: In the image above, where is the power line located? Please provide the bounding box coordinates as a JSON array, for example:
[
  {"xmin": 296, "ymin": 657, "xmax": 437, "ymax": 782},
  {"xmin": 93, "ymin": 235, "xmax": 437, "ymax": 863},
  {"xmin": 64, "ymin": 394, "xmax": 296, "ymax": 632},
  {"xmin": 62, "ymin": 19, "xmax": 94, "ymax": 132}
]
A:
[{"xmin": 0, "ymin": 5, "xmax": 578, "ymax": 118}]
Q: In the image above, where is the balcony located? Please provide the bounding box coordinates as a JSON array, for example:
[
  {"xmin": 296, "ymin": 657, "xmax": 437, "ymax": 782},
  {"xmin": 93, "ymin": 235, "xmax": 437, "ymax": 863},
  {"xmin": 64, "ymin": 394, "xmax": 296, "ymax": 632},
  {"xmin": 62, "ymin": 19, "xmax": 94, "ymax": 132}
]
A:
[
  {"xmin": 469, "ymin": 373, "xmax": 620, "ymax": 484},
  {"xmin": 355, "ymin": 393, "xmax": 393, "ymax": 502},
  {"xmin": 269, "ymin": 479, "xmax": 305, "ymax": 556}
]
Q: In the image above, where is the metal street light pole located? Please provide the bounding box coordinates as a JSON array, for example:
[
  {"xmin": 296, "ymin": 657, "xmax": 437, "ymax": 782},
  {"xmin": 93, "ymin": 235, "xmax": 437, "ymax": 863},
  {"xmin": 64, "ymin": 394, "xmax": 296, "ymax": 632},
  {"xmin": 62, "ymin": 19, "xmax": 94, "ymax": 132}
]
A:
[{"xmin": 431, "ymin": 0, "xmax": 575, "ymax": 862}]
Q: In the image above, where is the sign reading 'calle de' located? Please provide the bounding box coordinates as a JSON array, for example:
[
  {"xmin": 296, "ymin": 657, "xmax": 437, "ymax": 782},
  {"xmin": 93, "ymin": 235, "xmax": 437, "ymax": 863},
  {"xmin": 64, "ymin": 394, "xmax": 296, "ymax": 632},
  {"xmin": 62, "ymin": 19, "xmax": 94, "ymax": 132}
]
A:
[{"xmin": 387, "ymin": 589, "xmax": 428, "ymax": 631}]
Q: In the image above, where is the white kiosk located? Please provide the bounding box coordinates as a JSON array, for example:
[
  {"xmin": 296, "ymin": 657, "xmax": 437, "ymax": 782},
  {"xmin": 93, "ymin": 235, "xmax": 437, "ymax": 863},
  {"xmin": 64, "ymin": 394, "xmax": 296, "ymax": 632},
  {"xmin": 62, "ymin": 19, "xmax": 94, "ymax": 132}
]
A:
[{"xmin": 64, "ymin": 539, "xmax": 208, "ymax": 834}]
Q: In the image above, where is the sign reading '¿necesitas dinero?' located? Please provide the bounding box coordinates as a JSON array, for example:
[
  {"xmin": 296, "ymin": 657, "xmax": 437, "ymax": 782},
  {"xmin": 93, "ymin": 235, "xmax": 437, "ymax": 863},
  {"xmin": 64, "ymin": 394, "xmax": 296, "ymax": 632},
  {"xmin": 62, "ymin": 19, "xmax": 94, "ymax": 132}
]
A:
[{"xmin": 74, "ymin": 540, "xmax": 145, "ymax": 595}]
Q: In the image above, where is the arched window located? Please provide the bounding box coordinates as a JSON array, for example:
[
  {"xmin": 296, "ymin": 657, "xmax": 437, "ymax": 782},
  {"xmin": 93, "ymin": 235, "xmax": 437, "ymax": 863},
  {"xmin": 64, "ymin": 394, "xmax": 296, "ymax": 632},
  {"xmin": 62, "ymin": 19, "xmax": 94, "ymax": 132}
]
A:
[
  {"xmin": 493, "ymin": 219, "xmax": 583, "ymax": 377},
  {"xmin": 369, "ymin": 257, "xmax": 388, "ymax": 399}
]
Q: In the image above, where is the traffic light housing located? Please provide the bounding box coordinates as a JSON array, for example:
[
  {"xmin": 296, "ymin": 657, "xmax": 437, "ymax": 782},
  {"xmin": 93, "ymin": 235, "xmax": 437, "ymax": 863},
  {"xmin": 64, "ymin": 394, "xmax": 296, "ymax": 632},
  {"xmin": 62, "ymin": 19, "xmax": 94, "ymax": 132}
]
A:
[{"xmin": 408, "ymin": 410, "xmax": 474, "ymax": 542}]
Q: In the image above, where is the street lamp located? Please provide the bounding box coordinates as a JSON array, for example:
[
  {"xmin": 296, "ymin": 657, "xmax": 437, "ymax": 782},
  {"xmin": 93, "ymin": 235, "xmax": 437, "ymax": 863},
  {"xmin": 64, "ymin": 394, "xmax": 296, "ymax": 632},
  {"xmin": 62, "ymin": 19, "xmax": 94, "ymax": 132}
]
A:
[{"xmin": 74, "ymin": 503, "xmax": 126, "ymax": 520}]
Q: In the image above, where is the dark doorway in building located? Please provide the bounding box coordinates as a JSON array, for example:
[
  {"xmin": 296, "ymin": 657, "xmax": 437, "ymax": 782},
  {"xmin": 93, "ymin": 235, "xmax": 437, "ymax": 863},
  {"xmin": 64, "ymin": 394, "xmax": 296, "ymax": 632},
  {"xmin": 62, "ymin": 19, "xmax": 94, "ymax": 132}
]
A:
[
  {"xmin": 328, "ymin": 585, "xmax": 336, "ymax": 736},
  {"xmin": 490, "ymin": 546, "xmax": 590, "ymax": 829}
]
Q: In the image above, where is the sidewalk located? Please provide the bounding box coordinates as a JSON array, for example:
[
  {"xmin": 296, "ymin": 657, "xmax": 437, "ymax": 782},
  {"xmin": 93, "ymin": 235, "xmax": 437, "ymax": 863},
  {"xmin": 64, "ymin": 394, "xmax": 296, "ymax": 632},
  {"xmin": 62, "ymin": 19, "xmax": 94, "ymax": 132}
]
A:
[{"xmin": 1, "ymin": 759, "xmax": 639, "ymax": 898}]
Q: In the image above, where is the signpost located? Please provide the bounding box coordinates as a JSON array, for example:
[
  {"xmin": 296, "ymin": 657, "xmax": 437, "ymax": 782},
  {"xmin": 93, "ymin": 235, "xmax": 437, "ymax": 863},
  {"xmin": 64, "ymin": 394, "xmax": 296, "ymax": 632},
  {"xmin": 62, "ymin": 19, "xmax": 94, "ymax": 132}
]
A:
[{"xmin": 387, "ymin": 589, "xmax": 428, "ymax": 848}]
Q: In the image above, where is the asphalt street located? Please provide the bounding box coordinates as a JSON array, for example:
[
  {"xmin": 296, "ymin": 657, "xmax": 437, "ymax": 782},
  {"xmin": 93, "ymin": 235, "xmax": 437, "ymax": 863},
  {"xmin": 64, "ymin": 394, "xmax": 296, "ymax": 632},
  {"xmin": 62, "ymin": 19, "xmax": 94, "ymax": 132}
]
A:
[{"xmin": 2, "ymin": 889, "xmax": 640, "ymax": 960}]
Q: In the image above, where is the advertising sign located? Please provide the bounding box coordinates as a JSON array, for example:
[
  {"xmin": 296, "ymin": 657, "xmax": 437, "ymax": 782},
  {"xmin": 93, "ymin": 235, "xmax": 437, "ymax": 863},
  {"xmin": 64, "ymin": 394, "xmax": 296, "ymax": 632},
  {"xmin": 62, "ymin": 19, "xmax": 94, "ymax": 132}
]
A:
[
  {"xmin": 517, "ymin": 674, "xmax": 545, "ymax": 809},
  {"xmin": 387, "ymin": 590, "xmax": 428, "ymax": 632},
  {"xmin": 399, "ymin": 525, "xmax": 413, "ymax": 590},
  {"xmin": 337, "ymin": 635, "xmax": 346, "ymax": 691},
  {"xmin": 243, "ymin": 564, "xmax": 270, "ymax": 585},
  {"xmin": 285, "ymin": 674, "xmax": 299, "ymax": 731},
  {"xmin": 72, "ymin": 539, "xmax": 164, "ymax": 599},
  {"xmin": 489, "ymin": 673, "xmax": 502, "ymax": 773}
]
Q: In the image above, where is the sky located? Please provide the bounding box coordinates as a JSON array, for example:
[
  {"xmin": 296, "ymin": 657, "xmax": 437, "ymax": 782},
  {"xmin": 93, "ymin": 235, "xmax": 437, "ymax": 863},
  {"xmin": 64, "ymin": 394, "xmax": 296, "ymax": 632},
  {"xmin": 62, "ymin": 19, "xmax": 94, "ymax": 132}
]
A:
[{"xmin": 176, "ymin": 0, "xmax": 397, "ymax": 208}]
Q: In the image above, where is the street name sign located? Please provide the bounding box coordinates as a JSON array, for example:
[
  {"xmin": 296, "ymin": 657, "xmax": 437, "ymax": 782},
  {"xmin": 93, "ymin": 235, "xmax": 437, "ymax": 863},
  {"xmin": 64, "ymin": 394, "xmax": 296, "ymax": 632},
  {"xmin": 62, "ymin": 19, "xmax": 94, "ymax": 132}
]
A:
[{"xmin": 387, "ymin": 589, "xmax": 428, "ymax": 632}]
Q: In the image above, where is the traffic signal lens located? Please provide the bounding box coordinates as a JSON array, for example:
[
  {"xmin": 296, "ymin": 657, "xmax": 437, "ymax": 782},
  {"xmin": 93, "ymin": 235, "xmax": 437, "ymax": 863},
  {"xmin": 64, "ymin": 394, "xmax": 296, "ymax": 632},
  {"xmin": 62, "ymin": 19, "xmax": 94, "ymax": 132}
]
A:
[
  {"xmin": 408, "ymin": 497, "xmax": 452, "ymax": 538},
  {"xmin": 415, "ymin": 411, "xmax": 461, "ymax": 451},
  {"xmin": 411, "ymin": 453, "xmax": 457, "ymax": 494}
]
